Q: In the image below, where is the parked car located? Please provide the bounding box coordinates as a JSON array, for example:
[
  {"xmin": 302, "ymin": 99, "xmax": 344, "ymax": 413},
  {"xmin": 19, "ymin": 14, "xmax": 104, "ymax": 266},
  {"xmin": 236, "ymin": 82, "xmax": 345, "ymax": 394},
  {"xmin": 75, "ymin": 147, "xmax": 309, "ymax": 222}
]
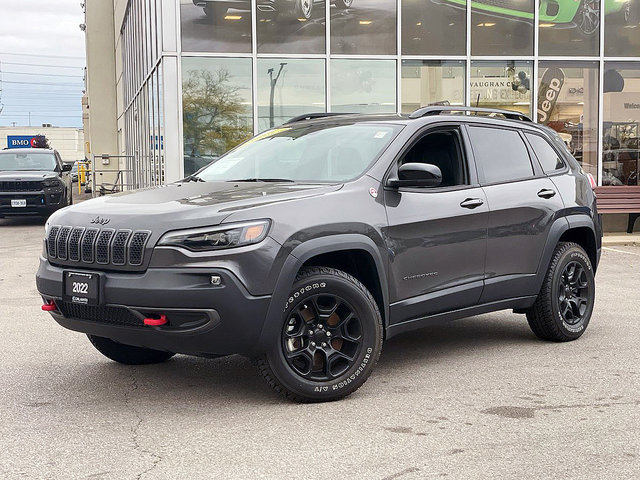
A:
[
  {"xmin": 0, "ymin": 148, "xmax": 72, "ymax": 219},
  {"xmin": 193, "ymin": 0, "xmax": 354, "ymax": 21},
  {"xmin": 70, "ymin": 162, "xmax": 79, "ymax": 183},
  {"xmin": 37, "ymin": 107, "xmax": 601, "ymax": 402},
  {"xmin": 437, "ymin": 0, "xmax": 630, "ymax": 35}
]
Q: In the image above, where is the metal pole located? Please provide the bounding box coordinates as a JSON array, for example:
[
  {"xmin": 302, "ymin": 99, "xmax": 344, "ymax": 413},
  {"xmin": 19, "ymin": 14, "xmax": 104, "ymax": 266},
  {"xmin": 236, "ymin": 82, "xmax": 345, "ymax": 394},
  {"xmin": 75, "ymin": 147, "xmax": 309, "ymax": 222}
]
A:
[{"xmin": 268, "ymin": 63, "xmax": 287, "ymax": 129}]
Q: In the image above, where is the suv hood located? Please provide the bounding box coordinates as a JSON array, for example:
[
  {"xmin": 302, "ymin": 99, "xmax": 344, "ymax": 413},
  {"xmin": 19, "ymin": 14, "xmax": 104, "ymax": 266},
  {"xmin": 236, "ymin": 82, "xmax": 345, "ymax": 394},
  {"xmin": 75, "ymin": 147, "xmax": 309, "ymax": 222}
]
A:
[
  {"xmin": 49, "ymin": 181, "xmax": 342, "ymax": 232},
  {"xmin": 0, "ymin": 170, "xmax": 58, "ymax": 181}
]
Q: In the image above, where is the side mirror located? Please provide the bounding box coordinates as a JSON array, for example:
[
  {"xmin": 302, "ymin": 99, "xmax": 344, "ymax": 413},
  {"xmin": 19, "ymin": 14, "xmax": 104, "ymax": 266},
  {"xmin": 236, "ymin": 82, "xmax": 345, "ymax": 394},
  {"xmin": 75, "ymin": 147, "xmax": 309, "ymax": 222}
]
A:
[
  {"xmin": 388, "ymin": 163, "xmax": 442, "ymax": 188},
  {"xmin": 62, "ymin": 164, "xmax": 73, "ymax": 172}
]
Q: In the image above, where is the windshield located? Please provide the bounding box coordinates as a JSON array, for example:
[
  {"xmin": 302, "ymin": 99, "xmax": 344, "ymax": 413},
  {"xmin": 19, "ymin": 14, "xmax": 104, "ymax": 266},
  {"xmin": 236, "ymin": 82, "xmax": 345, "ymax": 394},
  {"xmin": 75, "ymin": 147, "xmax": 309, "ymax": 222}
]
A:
[
  {"xmin": 0, "ymin": 152, "xmax": 57, "ymax": 172},
  {"xmin": 196, "ymin": 123, "xmax": 403, "ymax": 183}
]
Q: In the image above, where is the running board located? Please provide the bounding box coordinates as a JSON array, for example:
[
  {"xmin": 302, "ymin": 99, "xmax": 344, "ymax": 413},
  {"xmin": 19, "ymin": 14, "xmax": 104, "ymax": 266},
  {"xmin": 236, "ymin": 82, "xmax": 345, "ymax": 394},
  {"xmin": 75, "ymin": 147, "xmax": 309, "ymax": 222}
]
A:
[{"xmin": 385, "ymin": 296, "xmax": 537, "ymax": 339}]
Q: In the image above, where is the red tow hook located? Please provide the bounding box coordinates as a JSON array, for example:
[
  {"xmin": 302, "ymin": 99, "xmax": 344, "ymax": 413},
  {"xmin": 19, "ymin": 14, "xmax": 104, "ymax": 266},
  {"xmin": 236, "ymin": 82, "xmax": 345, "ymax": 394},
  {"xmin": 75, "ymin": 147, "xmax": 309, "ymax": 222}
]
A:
[
  {"xmin": 143, "ymin": 314, "xmax": 168, "ymax": 326},
  {"xmin": 42, "ymin": 300, "xmax": 57, "ymax": 312}
]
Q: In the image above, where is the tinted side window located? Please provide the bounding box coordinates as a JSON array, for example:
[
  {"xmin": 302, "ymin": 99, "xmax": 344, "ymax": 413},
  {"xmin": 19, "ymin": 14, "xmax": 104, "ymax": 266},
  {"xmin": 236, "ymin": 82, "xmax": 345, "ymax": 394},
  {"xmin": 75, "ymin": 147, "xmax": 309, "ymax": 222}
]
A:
[
  {"xmin": 468, "ymin": 126, "xmax": 533, "ymax": 184},
  {"xmin": 525, "ymin": 133, "xmax": 565, "ymax": 174}
]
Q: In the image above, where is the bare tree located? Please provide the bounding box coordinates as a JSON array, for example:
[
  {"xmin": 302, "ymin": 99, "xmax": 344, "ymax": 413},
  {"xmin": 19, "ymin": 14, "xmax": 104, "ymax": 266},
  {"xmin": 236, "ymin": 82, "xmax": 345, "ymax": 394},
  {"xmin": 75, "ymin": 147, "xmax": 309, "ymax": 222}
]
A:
[{"xmin": 182, "ymin": 68, "xmax": 252, "ymax": 157}]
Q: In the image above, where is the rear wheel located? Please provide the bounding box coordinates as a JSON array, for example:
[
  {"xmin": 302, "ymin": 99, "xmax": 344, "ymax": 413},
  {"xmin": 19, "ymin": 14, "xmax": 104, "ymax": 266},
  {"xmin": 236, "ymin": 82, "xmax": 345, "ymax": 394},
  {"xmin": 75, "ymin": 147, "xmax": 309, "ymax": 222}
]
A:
[
  {"xmin": 293, "ymin": 0, "xmax": 313, "ymax": 19},
  {"xmin": 255, "ymin": 267, "xmax": 383, "ymax": 402},
  {"xmin": 577, "ymin": 0, "xmax": 600, "ymax": 35},
  {"xmin": 334, "ymin": 0, "xmax": 353, "ymax": 9},
  {"xmin": 526, "ymin": 242, "xmax": 595, "ymax": 342},
  {"xmin": 88, "ymin": 335, "xmax": 175, "ymax": 365}
]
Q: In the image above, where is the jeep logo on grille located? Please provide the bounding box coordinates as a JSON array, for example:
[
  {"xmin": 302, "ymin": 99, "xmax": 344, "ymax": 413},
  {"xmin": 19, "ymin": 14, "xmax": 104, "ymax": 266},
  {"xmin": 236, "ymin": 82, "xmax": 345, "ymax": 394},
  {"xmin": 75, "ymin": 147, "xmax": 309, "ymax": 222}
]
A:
[{"xmin": 90, "ymin": 216, "xmax": 111, "ymax": 225}]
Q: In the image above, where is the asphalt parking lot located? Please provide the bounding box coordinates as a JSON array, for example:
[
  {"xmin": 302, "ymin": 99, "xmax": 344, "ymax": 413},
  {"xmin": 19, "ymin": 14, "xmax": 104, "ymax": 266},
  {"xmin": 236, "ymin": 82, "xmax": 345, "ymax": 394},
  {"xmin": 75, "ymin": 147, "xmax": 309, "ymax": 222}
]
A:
[{"xmin": 1, "ymin": 212, "xmax": 639, "ymax": 479}]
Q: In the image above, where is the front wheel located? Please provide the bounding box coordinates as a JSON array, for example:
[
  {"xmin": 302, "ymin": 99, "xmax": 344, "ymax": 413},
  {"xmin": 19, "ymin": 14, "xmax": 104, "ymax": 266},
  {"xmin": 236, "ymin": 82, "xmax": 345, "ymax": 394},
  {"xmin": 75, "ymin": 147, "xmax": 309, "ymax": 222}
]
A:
[
  {"xmin": 255, "ymin": 267, "xmax": 383, "ymax": 402},
  {"xmin": 525, "ymin": 242, "xmax": 595, "ymax": 342},
  {"xmin": 293, "ymin": 0, "xmax": 313, "ymax": 19},
  {"xmin": 577, "ymin": 0, "xmax": 600, "ymax": 35},
  {"xmin": 88, "ymin": 335, "xmax": 175, "ymax": 365}
]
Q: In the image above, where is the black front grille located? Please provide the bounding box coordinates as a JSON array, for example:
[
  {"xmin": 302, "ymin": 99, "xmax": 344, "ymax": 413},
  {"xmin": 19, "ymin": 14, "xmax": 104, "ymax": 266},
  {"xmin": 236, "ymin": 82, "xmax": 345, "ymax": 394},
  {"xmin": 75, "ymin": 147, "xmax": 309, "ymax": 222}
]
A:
[
  {"xmin": 57, "ymin": 301, "xmax": 143, "ymax": 327},
  {"xmin": 47, "ymin": 226, "xmax": 60, "ymax": 257},
  {"xmin": 0, "ymin": 180, "xmax": 43, "ymax": 192},
  {"xmin": 81, "ymin": 228, "xmax": 99, "ymax": 263},
  {"xmin": 56, "ymin": 227, "xmax": 72, "ymax": 260},
  {"xmin": 129, "ymin": 231, "xmax": 150, "ymax": 266},
  {"xmin": 96, "ymin": 229, "xmax": 115, "ymax": 264},
  {"xmin": 47, "ymin": 225, "xmax": 151, "ymax": 269},
  {"xmin": 68, "ymin": 227, "xmax": 85, "ymax": 261}
]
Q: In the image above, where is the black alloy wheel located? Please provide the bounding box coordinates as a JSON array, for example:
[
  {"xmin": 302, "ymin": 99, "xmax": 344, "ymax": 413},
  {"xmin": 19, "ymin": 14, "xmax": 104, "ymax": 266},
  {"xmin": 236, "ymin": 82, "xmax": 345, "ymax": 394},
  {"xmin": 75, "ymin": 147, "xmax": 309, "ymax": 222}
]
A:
[
  {"xmin": 282, "ymin": 293, "xmax": 363, "ymax": 382},
  {"xmin": 255, "ymin": 266, "xmax": 382, "ymax": 402},
  {"xmin": 558, "ymin": 261, "xmax": 590, "ymax": 326}
]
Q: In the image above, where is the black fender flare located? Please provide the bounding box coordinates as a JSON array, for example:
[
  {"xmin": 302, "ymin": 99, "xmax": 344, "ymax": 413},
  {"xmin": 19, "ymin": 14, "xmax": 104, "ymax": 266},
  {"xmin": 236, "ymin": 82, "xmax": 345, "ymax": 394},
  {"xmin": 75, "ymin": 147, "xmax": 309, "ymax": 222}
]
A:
[
  {"xmin": 533, "ymin": 214, "xmax": 598, "ymax": 293},
  {"xmin": 255, "ymin": 234, "xmax": 389, "ymax": 353}
]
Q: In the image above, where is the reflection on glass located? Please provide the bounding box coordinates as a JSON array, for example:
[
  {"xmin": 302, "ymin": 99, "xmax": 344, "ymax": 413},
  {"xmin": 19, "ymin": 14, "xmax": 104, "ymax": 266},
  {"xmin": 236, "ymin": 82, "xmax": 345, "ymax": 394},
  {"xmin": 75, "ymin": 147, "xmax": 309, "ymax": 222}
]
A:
[
  {"xmin": 257, "ymin": 1, "xmax": 325, "ymax": 54},
  {"xmin": 471, "ymin": 0, "xmax": 534, "ymax": 55},
  {"xmin": 331, "ymin": 59, "xmax": 396, "ymax": 113},
  {"xmin": 402, "ymin": 0, "xmax": 466, "ymax": 55},
  {"xmin": 470, "ymin": 61, "xmax": 533, "ymax": 118},
  {"xmin": 257, "ymin": 59, "xmax": 326, "ymax": 132},
  {"xmin": 605, "ymin": 0, "xmax": 640, "ymax": 56},
  {"xmin": 603, "ymin": 62, "xmax": 640, "ymax": 186},
  {"xmin": 331, "ymin": 0, "xmax": 396, "ymax": 55},
  {"xmin": 180, "ymin": 0, "xmax": 252, "ymax": 53},
  {"xmin": 538, "ymin": 0, "xmax": 599, "ymax": 56},
  {"xmin": 401, "ymin": 61, "xmax": 465, "ymax": 113},
  {"xmin": 182, "ymin": 57, "xmax": 253, "ymax": 176},
  {"xmin": 537, "ymin": 61, "xmax": 599, "ymax": 180}
]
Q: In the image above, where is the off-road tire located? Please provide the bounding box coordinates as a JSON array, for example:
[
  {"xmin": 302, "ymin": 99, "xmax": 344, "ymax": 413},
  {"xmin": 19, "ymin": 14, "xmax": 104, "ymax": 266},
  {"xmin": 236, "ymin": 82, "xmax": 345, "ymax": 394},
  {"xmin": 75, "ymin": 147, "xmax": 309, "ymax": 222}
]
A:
[
  {"xmin": 526, "ymin": 242, "xmax": 595, "ymax": 342},
  {"xmin": 254, "ymin": 266, "xmax": 383, "ymax": 402},
  {"xmin": 88, "ymin": 335, "xmax": 175, "ymax": 365}
]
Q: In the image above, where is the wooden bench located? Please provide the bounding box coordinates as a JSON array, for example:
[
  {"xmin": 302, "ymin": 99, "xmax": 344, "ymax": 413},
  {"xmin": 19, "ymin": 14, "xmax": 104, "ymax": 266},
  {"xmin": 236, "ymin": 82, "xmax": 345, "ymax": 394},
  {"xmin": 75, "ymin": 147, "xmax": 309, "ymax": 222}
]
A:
[{"xmin": 595, "ymin": 186, "xmax": 640, "ymax": 233}]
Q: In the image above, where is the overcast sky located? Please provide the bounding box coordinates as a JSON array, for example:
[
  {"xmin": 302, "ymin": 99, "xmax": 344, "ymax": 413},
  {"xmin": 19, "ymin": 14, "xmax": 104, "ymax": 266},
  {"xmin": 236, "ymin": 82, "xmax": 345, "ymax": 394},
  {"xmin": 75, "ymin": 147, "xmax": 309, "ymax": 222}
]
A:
[{"xmin": 0, "ymin": 0, "xmax": 85, "ymax": 128}]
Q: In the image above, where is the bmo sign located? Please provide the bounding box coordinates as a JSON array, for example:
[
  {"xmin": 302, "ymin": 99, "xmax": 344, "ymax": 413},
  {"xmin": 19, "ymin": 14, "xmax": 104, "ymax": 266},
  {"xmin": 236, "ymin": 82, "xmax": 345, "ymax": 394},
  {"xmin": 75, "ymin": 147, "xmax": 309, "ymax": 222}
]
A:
[{"xmin": 7, "ymin": 135, "xmax": 38, "ymax": 149}]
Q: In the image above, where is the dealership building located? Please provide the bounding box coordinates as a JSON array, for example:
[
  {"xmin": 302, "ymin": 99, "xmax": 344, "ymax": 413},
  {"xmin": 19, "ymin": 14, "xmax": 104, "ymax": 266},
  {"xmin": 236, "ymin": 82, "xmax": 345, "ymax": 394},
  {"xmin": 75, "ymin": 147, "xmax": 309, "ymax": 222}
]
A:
[{"xmin": 83, "ymin": 0, "xmax": 640, "ymax": 231}]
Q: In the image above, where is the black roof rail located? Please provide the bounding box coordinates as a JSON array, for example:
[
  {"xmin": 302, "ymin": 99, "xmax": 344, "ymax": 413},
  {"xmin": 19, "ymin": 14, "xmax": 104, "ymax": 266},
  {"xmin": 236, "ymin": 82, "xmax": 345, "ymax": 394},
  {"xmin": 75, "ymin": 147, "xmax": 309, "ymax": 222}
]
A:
[
  {"xmin": 284, "ymin": 112, "xmax": 355, "ymax": 124},
  {"xmin": 409, "ymin": 106, "xmax": 532, "ymax": 122}
]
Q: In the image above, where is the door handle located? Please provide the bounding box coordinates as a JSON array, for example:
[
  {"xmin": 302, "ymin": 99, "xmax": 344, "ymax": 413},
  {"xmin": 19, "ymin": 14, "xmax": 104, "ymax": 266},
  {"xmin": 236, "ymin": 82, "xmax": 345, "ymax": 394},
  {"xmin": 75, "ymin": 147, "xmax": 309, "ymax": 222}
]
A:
[
  {"xmin": 537, "ymin": 188, "xmax": 556, "ymax": 199},
  {"xmin": 460, "ymin": 198, "xmax": 484, "ymax": 209}
]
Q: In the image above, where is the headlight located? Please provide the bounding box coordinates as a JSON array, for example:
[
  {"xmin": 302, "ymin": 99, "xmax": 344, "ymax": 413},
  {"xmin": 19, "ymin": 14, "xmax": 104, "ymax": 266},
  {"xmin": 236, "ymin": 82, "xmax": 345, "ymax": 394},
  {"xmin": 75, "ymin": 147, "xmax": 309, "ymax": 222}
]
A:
[
  {"xmin": 42, "ymin": 178, "xmax": 61, "ymax": 188},
  {"xmin": 157, "ymin": 220, "xmax": 270, "ymax": 252}
]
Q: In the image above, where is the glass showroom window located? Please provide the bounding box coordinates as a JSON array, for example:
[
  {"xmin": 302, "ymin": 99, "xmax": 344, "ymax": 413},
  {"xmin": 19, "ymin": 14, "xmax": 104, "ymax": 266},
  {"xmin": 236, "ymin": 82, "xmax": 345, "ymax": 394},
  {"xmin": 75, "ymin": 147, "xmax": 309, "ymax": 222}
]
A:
[
  {"xmin": 401, "ymin": 0, "xmax": 466, "ymax": 55},
  {"xmin": 401, "ymin": 60, "xmax": 465, "ymax": 113},
  {"xmin": 471, "ymin": 0, "xmax": 533, "ymax": 55},
  {"xmin": 181, "ymin": 57, "xmax": 253, "ymax": 176},
  {"xmin": 605, "ymin": 0, "xmax": 640, "ymax": 56},
  {"xmin": 470, "ymin": 61, "xmax": 533, "ymax": 118},
  {"xmin": 331, "ymin": 0, "xmax": 396, "ymax": 55},
  {"xmin": 538, "ymin": 0, "xmax": 599, "ymax": 56},
  {"xmin": 602, "ymin": 63, "xmax": 640, "ymax": 186},
  {"xmin": 257, "ymin": 59, "xmax": 326, "ymax": 132},
  {"xmin": 537, "ymin": 61, "xmax": 599, "ymax": 180},
  {"xmin": 331, "ymin": 59, "xmax": 396, "ymax": 113},
  {"xmin": 257, "ymin": 1, "xmax": 326, "ymax": 54},
  {"xmin": 180, "ymin": 0, "xmax": 252, "ymax": 53}
]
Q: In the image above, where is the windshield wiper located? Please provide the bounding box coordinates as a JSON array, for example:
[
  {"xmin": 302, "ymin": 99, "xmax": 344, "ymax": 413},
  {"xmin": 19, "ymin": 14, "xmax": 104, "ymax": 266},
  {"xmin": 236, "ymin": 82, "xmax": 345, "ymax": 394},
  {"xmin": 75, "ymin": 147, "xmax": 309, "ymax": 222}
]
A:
[
  {"xmin": 183, "ymin": 174, "xmax": 205, "ymax": 182},
  {"xmin": 227, "ymin": 178, "xmax": 295, "ymax": 183}
]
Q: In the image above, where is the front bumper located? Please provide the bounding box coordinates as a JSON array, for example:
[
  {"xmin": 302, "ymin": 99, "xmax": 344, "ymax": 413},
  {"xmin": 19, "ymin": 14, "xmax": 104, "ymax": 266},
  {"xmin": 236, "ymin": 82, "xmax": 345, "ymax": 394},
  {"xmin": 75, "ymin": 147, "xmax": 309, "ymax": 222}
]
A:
[
  {"xmin": 36, "ymin": 258, "xmax": 272, "ymax": 356},
  {"xmin": 0, "ymin": 190, "xmax": 65, "ymax": 216}
]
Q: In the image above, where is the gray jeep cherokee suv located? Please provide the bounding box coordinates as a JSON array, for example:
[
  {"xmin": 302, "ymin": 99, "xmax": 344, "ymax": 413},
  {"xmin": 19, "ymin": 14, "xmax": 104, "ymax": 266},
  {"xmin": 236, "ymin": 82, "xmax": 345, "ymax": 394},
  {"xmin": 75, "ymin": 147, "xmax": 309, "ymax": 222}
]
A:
[{"xmin": 36, "ymin": 107, "xmax": 601, "ymax": 402}]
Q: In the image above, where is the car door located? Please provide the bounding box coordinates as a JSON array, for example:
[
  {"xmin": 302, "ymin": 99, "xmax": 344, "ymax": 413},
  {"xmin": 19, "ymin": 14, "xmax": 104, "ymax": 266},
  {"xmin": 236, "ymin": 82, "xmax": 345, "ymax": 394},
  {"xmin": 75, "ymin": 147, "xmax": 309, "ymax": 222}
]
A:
[
  {"xmin": 466, "ymin": 124, "xmax": 565, "ymax": 303},
  {"xmin": 383, "ymin": 124, "xmax": 488, "ymax": 324}
]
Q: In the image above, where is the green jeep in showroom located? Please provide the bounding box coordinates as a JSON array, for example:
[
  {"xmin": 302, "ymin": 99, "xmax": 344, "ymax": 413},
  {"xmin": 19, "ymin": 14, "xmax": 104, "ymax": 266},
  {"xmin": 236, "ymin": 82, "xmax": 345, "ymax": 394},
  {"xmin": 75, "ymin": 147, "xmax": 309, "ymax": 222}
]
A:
[{"xmin": 438, "ymin": 0, "xmax": 632, "ymax": 35}]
